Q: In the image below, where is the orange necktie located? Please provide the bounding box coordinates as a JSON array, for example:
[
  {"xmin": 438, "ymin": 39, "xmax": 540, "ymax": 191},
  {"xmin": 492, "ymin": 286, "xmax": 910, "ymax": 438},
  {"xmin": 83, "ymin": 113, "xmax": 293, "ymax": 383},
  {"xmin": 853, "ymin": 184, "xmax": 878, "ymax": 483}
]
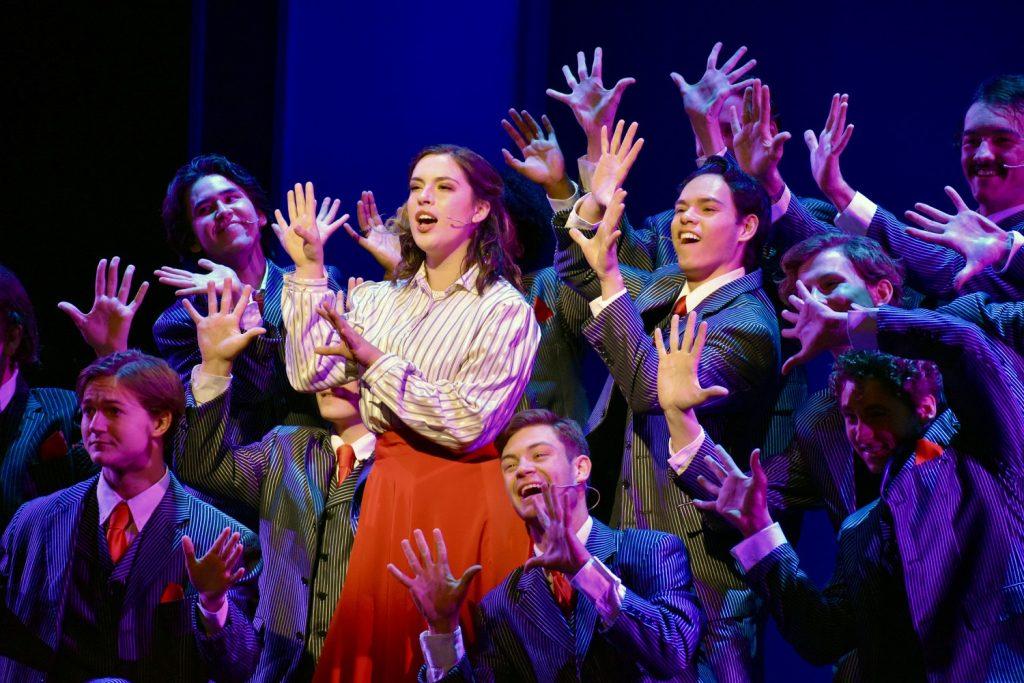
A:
[
  {"xmin": 106, "ymin": 501, "xmax": 133, "ymax": 564},
  {"xmin": 672, "ymin": 296, "xmax": 688, "ymax": 318},
  {"xmin": 548, "ymin": 570, "xmax": 575, "ymax": 617},
  {"xmin": 336, "ymin": 444, "xmax": 356, "ymax": 485}
]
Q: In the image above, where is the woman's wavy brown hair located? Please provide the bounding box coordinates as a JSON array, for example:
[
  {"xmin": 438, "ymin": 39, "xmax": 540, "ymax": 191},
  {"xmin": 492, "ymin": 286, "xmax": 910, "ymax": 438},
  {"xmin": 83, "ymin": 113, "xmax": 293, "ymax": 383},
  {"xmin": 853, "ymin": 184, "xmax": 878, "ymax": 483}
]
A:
[{"xmin": 388, "ymin": 145, "xmax": 523, "ymax": 293}]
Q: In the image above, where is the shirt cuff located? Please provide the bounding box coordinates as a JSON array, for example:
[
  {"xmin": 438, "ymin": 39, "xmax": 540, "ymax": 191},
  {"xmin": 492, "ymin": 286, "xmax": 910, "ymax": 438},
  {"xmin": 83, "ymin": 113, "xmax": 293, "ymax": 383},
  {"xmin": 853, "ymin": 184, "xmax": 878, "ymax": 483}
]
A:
[
  {"xmin": 731, "ymin": 522, "xmax": 788, "ymax": 572},
  {"xmin": 548, "ymin": 179, "xmax": 580, "ymax": 214},
  {"xmin": 361, "ymin": 352, "xmax": 402, "ymax": 389},
  {"xmin": 770, "ymin": 185, "xmax": 792, "ymax": 224},
  {"xmin": 420, "ymin": 626, "xmax": 465, "ymax": 682},
  {"xmin": 834, "ymin": 192, "xmax": 876, "ymax": 235},
  {"xmin": 571, "ymin": 556, "xmax": 626, "ymax": 628},
  {"xmin": 588, "ymin": 288, "xmax": 627, "ymax": 318},
  {"xmin": 846, "ymin": 308, "xmax": 879, "ymax": 350},
  {"xmin": 577, "ymin": 156, "xmax": 597, "ymax": 192},
  {"xmin": 667, "ymin": 428, "xmax": 707, "ymax": 475},
  {"xmin": 566, "ymin": 197, "xmax": 601, "ymax": 232},
  {"xmin": 282, "ymin": 271, "xmax": 329, "ymax": 287},
  {"xmin": 198, "ymin": 598, "xmax": 230, "ymax": 632},
  {"xmin": 190, "ymin": 365, "xmax": 232, "ymax": 405},
  {"xmin": 998, "ymin": 231, "xmax": 1024, "ymax": 272}
]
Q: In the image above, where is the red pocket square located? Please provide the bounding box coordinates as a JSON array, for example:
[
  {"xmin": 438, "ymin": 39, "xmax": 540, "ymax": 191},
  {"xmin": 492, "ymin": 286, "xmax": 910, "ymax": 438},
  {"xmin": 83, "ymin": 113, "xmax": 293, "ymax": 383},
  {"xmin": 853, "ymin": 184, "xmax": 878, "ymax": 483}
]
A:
[
  {"xmin": 914, "ymin": 438, "xmax": 943, "ymax": 466},
  {"xmin": 160, "ymin": 582, "xmax": 185, "ymax": 603},
  {"xmin": 533, "ymin": 296, "xmax": 554, "ymax": 325},
  {"xmin": 38, "ymin": 430, "xmax": 68, "ymax": 462}
]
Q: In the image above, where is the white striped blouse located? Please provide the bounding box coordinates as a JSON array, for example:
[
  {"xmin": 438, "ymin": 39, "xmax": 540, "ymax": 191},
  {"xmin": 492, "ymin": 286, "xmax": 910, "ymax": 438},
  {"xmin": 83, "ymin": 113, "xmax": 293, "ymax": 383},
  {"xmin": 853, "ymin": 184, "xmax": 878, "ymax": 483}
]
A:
[{"xmin": 282, "ymin": 264, "xmax": 541, "ymax": 452}]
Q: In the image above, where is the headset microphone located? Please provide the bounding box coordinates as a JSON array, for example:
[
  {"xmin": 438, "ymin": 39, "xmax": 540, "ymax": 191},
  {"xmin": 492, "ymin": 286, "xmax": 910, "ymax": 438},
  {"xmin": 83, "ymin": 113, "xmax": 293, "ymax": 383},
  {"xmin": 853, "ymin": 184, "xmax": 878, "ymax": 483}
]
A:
[{"xmin": 1003, "ymin": 162, "xmax": 1024, "ymax": 168}]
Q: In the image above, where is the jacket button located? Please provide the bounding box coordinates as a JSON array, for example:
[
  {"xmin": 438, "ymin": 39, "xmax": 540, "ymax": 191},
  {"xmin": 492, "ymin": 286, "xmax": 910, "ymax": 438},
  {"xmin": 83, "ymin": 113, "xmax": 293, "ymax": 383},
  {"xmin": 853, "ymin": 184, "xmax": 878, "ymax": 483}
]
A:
[
  {"xmin": 622, "ymin": 480, "xmax": 631, "ymax": 489},
  {"xmin": 317, "ymin": 629, "xmax": 328, "ymax": 638},
  {"xmin": 301, "ymin": 576, "xmax": 309, "ymax": 586},
  {"xmin": 317, "ymin": 592, "xmax": 328, "ymax": 601},
  {"xmin": 295, "ymin": 631, "xmax": 304, "ymax": 640},
  {"xmin": 319, "ymin": 552, "xmax": 329, "ymax": 561}
]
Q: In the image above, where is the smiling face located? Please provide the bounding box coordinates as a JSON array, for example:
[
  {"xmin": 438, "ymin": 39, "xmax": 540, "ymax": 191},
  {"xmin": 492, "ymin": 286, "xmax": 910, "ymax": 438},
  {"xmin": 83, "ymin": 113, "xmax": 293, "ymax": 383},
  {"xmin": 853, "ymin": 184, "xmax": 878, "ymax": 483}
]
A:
[
  {"xmin": 961, "ymin": 102, "xmax": 1024, "ymax": 215},
  {"xmin": 80, "ymin": 376, "xmax": 170, "ymax": 474},
  {"xmin": 188, "ymin": 174, "xmax": 267, "ymax": 262},
  {"xmin": 838, "ymin": 377, "xmax": 931, "ymax": 475},
  {"xmin": 405, "ymin": 154, "xmax": 489, "ymax": 268},
  {"xmin": 672, "ymin": 173, "xmax": 757, "ymax": 284},
  {"xmin": 796, "ymin": 248, "xmax": 893, "ymax": 312},
  {"xmin": 499, "ymin": 424, "xmax": 591, "ymax": 521}
]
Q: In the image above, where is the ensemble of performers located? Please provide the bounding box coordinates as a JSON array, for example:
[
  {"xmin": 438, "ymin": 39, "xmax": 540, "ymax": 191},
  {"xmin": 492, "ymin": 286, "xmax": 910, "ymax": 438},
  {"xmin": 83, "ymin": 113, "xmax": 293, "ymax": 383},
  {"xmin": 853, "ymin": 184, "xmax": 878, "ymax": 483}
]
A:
[{"xmin": 2, "ymin": 43, "xmax": 1024, "ymax": 682}]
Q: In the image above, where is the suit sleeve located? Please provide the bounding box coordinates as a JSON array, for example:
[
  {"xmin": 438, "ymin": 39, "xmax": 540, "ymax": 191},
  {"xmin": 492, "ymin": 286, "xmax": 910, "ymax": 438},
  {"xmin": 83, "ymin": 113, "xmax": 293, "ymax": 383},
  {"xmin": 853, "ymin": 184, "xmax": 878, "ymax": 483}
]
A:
[
  {"xmin": 154, "ymin": 300, "xmax": 282, "ymax": 406},
  {"xmin": 600, "ymin": 533, "xmax": 704, "ymax": 678},
  {"xmin": 583, "ymin": 293, "xmax": 777, "ymax": 416},
  {"xmin": 744, "ymin": 541, "xmax": 857, "ymax": 665},
  {"xmin": 769, "ymin": 191, "xmax": 835, "ymax": 254},
  {"xmin": 865, "ymin": 205, "xmax": 1024, "ymax": 300},
  {"xmin": 936, "ymin": 293, "xmax": 1024, "ymax": 353},
  {"xmin": 176, "ymin": 384, "xmax": 270, "ymax": 512},
  {"xmin": 191, "ymin": 526, "xmax": 262, "ymax": 682},
  {"xmin": 0, "ymin": 505, "xmax": 59, "ymax": 671},
  {"xmin": 872, "ymin": 305, "xmax": 1024, "ymax": 472}
]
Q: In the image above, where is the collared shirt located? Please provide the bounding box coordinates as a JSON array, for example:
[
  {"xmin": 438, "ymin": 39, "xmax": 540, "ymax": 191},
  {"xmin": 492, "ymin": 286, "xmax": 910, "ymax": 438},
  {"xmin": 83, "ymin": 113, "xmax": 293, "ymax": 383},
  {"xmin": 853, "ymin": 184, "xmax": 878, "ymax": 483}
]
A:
[
  {"xmin": 0, "ymin": 367, "xmax": 18, "ymax": 413},
  {"xmin": 328, "ymin": 430, "xmax": 376, "ymax": 466},
  {"xmin": 97, "ymin": 467, "xmax": 172, "ymax": 540},
  {"xmin": 239, "ymin": 263, "xmax": 271, "ymax": 331},
  {"xmin": 282, "ymin": 264, "xmax": 540, "ymax": 452}
]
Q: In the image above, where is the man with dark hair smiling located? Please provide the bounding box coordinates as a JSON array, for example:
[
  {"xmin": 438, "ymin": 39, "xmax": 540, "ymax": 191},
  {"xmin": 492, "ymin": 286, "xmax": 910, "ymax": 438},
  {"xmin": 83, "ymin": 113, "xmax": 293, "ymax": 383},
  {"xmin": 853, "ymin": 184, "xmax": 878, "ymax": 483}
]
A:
[
  {"xmin": 555, "ymin": 123, "xmax": 779, "ymax": 679},
  {"xmin": 388, "ymin": 408, "xmax": 703, "ymax": 682},
  {"xmin": 153, "ymin": 154, "xmax": 345, "ymax": 446}
]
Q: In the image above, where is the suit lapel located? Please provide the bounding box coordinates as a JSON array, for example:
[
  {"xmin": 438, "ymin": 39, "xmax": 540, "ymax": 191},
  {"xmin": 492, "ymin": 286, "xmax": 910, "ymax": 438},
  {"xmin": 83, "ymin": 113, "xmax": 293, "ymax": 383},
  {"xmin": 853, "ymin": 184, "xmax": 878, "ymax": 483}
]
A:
[
  {"xmin": 634, "ymin": 265, "xmax": 686, "ymax": 317},
  {"xmin": 0, "ymin": 378, "xmax": 32, "ymax": 459},
  {"xmin": 262, "ymin": 261, "xmax": 285, "ymax": 330},
  {"xmin": 574, "ymin": 520, "xmax": 620, "ymax": 659},
  {"xmin": 693, "ymin": 269, "xmax": 764, "ymax": 318},
  {"xmin": 514, "ymin": 566, "xmax": 574, "ymax": 655},
  {"xmin": 997, "ymin": 210, "xmax": 1024, "ymax": 231},
  {"xmin": 44, "ymin": 478, "xmax": 94, "ymax": 649}
]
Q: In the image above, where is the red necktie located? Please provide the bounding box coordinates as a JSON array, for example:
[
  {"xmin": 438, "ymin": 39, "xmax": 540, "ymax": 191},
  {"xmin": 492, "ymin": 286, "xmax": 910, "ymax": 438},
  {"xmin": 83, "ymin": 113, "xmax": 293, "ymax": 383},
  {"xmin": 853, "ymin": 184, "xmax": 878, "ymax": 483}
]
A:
[
  {"xmin": 106, "ymin": 501, "xmax": 133, "ymax": 564},
  {"xmin": 672, "ymin": 296, "xmax": 688, "ymax": 318},
  {"xmin": 548, "ymin": 570, "xmax": 575, "ymax": 617},
  {"xmin": 336, "ymin": 444, "xmax": 356, "ymax": 485}
]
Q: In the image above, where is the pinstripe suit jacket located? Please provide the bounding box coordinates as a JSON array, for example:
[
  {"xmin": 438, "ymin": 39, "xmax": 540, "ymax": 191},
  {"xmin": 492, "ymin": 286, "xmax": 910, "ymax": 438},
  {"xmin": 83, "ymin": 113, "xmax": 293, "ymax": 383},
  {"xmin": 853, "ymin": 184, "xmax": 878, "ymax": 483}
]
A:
[
  {"xmin": 154, "ymin": 261, "xmax": 341, "ymax": 445},
  {"xmin": 555, "ymin": 208, "xmax": 780, "ymax": 681},
  {"xmin": 749, "ymin": 306, "xmax": 1024, "ymax": 681},
  {"xmin": 775, "ymin": 195, "xmax": 1024, "ymax": 301},
  {"xmin": 178, "ymin": 383, "xmax": 372, "ymax": 682},
  {"xmin": 0, "ymin": 473, "xmax": 260, "ymax": 682},
  {"xmin": 0, "ymin": 378, "xmax": 95, "ymax": 530},
  {"xmin": 432, "ymin": 519, "xmax": 703, "ymax": 682}
]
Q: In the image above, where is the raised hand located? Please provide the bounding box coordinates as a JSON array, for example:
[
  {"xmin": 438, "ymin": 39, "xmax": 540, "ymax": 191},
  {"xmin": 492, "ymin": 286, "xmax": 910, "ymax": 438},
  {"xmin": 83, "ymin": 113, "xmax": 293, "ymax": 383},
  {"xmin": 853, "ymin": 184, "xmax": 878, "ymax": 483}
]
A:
[
  {"xmin": 780, "ymin": 280, "xmax": 852, "ymax": 374},
  {"xmin": 905, "ymin": 186, "xmax": 1011, "ymax": 291},
  {"xmin": 569, "ymin": 187, "xmax": 626, "ymax": 291},
  {"xmin": 692, "ymin": 447, "xmax": 772, "ymax": 538},
  {"xmin": 155, "ymin": 259, "xmax": 241, "ymax": 298},
  {"xmin": 183, "ymin": 527, "xmax": 247, "ymax": 614},
  {"xmin": 315, "ymin": 299, "xmax": 383, "ymax": 367},
  {"xmin": 387, "ymin": 528, "xmax": 482, "ymax": 634},
  {"xmin": 729, "ymin": 81, "xmax": 790, "ymax": 197},
  {"xmin": 182, "ymin": 281, "xmax": 267, "ymax": 377},
  {"xmin": 342, "ymin": 191, "xmax": 401, "ymax": 277},
  {"xmin": 656, "ymin": 312, "xmax": 729, "ymax": 413},
  {"xmin": 588, "ymin": 120, "xmax": 644, "ymax": 210},
  {"xmin": 501, "ymin": 109, "xmax": 572, "ymax": 198},
  {"xmin": 805, "ymin": 93, "xmax": 856, "ymax": 211},
  {"xmin": 522, "ymin": 483, "xmax": 591, "ymax": 575},
  {"xmin": 59, "ymin": 257, "xmax": 149, "ymax": 356},
  {"xmin": 670, "ymin": 42, "xmax": 757, "ymax": 157},
  {"xmin": 546, "ymin": 47, "xmax": 636, "ymax": 161},
  {"xmin": 271, "ymin": 182, "xmax": 347, "ymax": 278}
]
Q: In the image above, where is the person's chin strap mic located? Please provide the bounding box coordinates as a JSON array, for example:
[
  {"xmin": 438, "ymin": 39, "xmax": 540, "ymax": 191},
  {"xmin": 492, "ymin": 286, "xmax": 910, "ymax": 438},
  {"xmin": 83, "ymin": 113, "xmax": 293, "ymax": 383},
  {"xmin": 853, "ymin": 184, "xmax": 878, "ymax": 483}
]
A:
[{"xmin": 1002, "ymin": 162, "xmax": 1024, "ymax": 168}]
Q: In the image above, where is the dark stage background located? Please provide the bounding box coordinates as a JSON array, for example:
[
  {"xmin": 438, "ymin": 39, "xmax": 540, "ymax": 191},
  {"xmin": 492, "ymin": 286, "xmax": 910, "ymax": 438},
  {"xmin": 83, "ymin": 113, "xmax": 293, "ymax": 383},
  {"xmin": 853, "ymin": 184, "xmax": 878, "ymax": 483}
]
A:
[{"xmin": 4, "ymin": 1, "xmax": 1023, "ymax": 679}]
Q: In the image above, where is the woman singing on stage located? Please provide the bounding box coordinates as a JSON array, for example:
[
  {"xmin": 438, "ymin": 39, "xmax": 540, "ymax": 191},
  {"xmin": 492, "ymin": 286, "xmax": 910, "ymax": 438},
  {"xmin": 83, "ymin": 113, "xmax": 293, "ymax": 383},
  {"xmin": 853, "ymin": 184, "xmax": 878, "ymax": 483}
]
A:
[{"xmin": 276, "ymin": 145, "xmax": 540, "ymax": 682}]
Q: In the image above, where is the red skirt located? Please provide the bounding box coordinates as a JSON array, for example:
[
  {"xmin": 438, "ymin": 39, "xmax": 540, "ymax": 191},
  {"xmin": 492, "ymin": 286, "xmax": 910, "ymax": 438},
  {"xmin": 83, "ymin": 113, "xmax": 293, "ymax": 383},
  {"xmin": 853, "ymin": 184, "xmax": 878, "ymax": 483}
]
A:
[{"xmin": 313, "ymin": 430, "xmax": 530, "ymax": 682}]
